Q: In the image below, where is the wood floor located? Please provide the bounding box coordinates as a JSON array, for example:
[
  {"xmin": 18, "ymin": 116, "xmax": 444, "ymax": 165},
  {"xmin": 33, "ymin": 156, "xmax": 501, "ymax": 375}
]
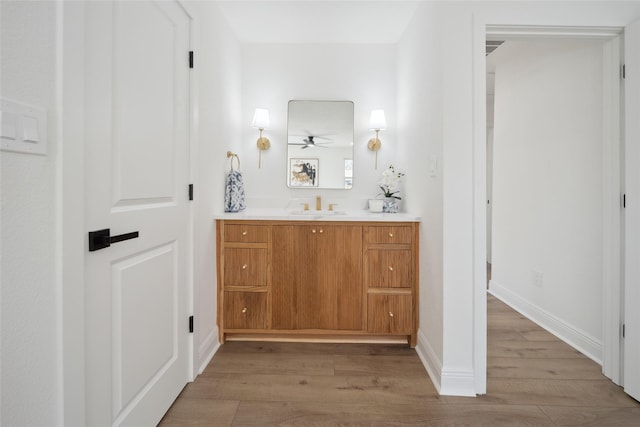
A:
[{"xmin": 159, "ymin": 295, "xmax": 640, "ymax": 426}]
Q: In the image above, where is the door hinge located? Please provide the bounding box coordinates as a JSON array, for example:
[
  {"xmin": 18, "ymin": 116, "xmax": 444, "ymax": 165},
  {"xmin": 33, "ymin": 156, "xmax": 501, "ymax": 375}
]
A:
[
  {"xmin": 189, "ymin": 51, "xmax": 194, "ymax": 69},
  {"xmin": 622, "ymin": 323, "xmax": 625, "ymax": 338},
  {"xmin": 189, "ymin": 184, "xmax": 194, "ymax": 201},
  {"xmin": 189, "ymin": 315, "xmax": 194, "ymax": 333},
  {"xmin": 622, "ymin": 64, "xmax": 626, "ymax": 79}
]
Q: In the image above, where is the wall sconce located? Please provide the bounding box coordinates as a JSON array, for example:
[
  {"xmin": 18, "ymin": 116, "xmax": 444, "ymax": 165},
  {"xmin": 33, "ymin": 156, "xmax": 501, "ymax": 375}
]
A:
[
  {"xmin": 368, "ymin": 109, "xmax": 386, "ymax": 169},
  {"xmin": 252, "ymin": 108, "xmax": 270, "ymax": 168}
]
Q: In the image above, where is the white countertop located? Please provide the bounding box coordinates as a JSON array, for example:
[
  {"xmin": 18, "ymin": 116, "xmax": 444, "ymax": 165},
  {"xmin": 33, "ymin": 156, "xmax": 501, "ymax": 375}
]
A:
[{"xmin": 214, "ymin": 208, "xmax": 421, "ymax": 222}]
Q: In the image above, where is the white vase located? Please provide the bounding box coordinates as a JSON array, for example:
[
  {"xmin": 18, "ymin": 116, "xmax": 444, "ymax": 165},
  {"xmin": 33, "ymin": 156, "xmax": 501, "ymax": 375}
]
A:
[{"xmin": 383, "ymin": 197, "xmax": 399, "ymax": 213}]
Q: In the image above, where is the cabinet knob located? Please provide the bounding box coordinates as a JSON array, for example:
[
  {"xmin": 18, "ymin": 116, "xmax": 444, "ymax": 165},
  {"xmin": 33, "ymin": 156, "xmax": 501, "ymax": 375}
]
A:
[
  {"xmin": 389, "ymin": 311, "xmax": 394, "ymax": 317},
  {"xmin": 388, "ymin": 266, "xmax": 394, "ymax": 272},
  {"xmin": 242, "ymin": 231, "xmax": 248, "ymax": 236},
  {"xmin": 242, "ymin": 264, "xmax": 248, "ymax": 270},
  {"xmin": 388, "ymin": 232, "xmax": 393, "ymax": 238},
  {"xmin": 241, "ymin": 307, "xmax": 248, "ymax": 313},
  {"xmin": 319, "ymin": 229, "xmax": 324, "ymax": 234},
  {"xmin": 312, "ymin": 229, "xmax": 316, "ymax": 234}
]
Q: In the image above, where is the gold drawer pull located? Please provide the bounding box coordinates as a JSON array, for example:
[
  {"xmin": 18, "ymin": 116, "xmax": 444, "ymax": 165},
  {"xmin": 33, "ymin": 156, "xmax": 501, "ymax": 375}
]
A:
[
  {"xmin": 388, "ymin": 232, "xmax": 393, "ymax": 238},
  {"xmin": 388, "ymin": 266, "xmax": 394, "ymax": 271},
  {"xmin": 241, "ymin": 307, "xmax": 248, "ymax": 313},
  {"xmin": 242, "ymin": 264, "xmax": 248, "ymax": 270},
  {"xmin": 319, "ymin": 229, "xmax": 324, "ymax": 234},
  {"xmin": 242, "ymin": 231, "xmax": 248, "ymax": 236},
  {"xmin": 389, "ymin": 312, "xmax": 394, "ymax": 317},
  {"xmin": 312, "ymin": 229, "xmax": 316, "ymax": 234}
]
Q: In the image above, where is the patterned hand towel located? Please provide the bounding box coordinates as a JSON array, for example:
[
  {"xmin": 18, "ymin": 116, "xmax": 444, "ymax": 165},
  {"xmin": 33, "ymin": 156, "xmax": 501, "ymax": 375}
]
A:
[{"xmin": 224, "ymin": 169, "xmax": 246, "ymax": 212}]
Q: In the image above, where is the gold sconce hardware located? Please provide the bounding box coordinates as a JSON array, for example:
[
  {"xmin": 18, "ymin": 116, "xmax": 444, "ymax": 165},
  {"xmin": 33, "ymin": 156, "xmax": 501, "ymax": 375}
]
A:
[
  {"xmin": 241, "ymin": 307, "xmax": 248, "ymax": 313},
  {"xmin": 368, "ymin": 109, "xmax": 386, "ymax": 170},
  {"xmin": 252, "ymin": 108, "xmax": 270, "ymax": 168}
]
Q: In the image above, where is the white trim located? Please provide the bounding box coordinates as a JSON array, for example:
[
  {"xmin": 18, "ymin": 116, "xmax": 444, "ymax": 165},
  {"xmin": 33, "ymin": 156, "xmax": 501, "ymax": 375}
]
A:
[
  {"xmin": 486, "ymin": 25, "xmax": 622, "ymax": 40},
  {"xmin": 415, "ymin": 329, "xmax": 442, "ymax": 393},
  {"xmin": 601, "ymin": 35, "xmax": 623, "ymax": 385},
  {"xmin": 197, "ymin": 335, "xmax": 221, "ymax": 375},
  {"xmin": 472, "ymin": 12, "xmax": 487, "ymax": 396},
  {"xmin": 476, "ymin": 23, "xmax": 624, "ymax": 394},
  {"xmin": 440, "ymin": 368, "xmax": 476, "ymax": 397},
  {"xmin": 60, "ymin": 1, "xmax": 87, "ymax": 425},
  {"xmin": 489, "ymin": 280, "xmax": 603, "ymax": 364}
]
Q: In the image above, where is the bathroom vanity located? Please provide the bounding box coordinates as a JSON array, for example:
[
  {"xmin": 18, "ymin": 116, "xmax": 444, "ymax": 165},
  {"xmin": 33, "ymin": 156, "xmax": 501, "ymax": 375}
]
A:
[{"xmin": 215, "ymin": 210, "xmax": 420, "ymax": 347}]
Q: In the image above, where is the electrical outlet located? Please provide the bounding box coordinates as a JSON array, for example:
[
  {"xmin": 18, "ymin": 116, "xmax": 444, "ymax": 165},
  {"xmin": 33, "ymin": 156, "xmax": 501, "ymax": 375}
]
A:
[{"xmin": 532, "ymin": 270, "xmax": 543, "ymax": 288}]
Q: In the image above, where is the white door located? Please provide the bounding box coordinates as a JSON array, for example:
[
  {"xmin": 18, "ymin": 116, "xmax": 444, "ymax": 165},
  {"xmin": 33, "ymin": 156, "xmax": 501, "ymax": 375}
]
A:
[
  {"xmin": 84, "ymin": 1, "xmax": 191, "ymax": 425},
  {"xmin": 624, "ymin": 18, "xmax": 640, "ymax": 402}
]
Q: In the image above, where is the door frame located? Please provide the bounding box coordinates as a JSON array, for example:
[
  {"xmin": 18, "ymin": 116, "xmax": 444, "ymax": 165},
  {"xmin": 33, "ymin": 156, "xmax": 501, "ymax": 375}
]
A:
[
  {"xmin": 59, "ymin": 1, "xmax": 197, "ymax": 424},
  {"xmin": 472, "ymin": 23, "xmax": 624, "ymax": 393}
]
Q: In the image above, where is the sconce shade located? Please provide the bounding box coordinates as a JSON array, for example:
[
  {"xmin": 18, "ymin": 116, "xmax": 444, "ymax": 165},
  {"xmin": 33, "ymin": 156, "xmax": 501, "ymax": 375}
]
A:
[
  {"xmin": 252, "ymin": 108, "xmax": 270, "ymax": 129},
  {"xmin": 369, "ymin": 109, "xmax": 386, "ymax": 130}
]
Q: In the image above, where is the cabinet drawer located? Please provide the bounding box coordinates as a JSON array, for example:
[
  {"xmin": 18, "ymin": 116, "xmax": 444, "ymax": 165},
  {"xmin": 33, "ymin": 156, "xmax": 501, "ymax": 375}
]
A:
[
  {"xmin": 365, "ymin": 226, "xmax": 412, "ymax": 245},
  {"xmin": 368, "ymin": 294, "xmax": 412, "ymax": 334},
  {"xmin": 224, "ymin": 291, "xmax": 267, "ymax": 329},
  {"xmin": 224, "ymin": 224, "xmax": 269, "ymax": 243},
  {"xmin": 224, "ymin": 248, "xmax": 267, "ymax": 287},
  {"xmin": 367, "ymin": 249, "xmax": 412, "ymax": 288}
]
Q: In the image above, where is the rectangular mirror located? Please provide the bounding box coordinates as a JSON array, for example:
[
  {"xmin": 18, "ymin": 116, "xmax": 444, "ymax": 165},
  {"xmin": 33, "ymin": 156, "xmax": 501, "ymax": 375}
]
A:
[{"xmin": 287, "ymin": 100, "xmax": 354, "ymax": 189}]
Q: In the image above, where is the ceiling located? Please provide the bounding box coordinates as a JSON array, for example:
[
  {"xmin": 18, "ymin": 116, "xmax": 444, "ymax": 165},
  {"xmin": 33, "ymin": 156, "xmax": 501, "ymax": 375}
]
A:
[{"xmin": 215, "ymin": 1, "xmax": 422, "ymax": 44}]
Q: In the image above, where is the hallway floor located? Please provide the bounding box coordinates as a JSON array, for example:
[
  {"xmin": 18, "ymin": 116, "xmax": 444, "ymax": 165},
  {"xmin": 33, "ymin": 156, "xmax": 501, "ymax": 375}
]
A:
[{"xmin": 159, "ymin": 295, "xmax": 640, "ymax": 426}]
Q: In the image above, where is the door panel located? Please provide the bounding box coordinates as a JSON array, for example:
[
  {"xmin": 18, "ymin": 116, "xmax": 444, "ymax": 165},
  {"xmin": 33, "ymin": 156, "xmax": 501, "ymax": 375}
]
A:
[
  {"xmin": 84, "ymin": 1, "xmax": 191, "ymax": 425},
  {"xmin": 624, "ymin": 18, "xmax": 640, "ymax": 402}
]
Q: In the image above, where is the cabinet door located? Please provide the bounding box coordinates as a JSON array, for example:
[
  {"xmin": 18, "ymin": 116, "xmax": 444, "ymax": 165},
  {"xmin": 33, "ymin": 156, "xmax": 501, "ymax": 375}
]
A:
[
  {"xmin": 313, "ymin": 225, "xmax": 362, "ymax": 330},
  {"xmin": 271, "ymin": 225, "xmax": 314, "ymax": 329},
  {"xmin": 368, "ymin": 294, "xmax": 412, "ymax": 334},
  {"xmin": 224, "ymin": 291, "xmax": 267, "ymax": 329},
  {"xmin": 367, "ymin": 249, "xmax": 412, "ymax": 288},
  {"xmin": 224, "ymin": 247, "xmax": 267, "ymax": 288},
  {"xmin": 271, "ymin": 224, "xmax": 362, "ymax": 330}
]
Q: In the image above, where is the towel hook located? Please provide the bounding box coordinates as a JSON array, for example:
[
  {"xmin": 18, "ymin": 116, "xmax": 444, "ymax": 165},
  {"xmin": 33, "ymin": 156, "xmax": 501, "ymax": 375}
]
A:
[{"xmin": 227, "ymin": 151, "xmax": 240, "ymax": 171}]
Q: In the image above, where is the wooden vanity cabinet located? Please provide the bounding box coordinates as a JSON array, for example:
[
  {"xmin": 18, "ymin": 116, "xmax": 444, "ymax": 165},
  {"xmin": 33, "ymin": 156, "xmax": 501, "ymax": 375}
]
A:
[
  {"xmin": 216, "ymin": 220, "xmax": 418, "ymax": 346},
  {"xmin": 271, "ymin": 224, "xmax": 362, "ymax": 331}
]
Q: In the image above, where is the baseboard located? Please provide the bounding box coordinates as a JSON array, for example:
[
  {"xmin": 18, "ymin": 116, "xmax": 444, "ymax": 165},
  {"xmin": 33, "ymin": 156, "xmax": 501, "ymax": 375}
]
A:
[
  {"xmin": 197, "ymin": 326, "xmax": 220, "ymax": 375},
  {"xmin": 415, "ymin": 329, "xmax": 477, "ymax": 396},
  {"xmin": 415, "ymin": 329, "xmax": 442, "ymax": 393},
  {"xmin": 489, "ymin": 280, "xmax": 602, "ymax": 364}
]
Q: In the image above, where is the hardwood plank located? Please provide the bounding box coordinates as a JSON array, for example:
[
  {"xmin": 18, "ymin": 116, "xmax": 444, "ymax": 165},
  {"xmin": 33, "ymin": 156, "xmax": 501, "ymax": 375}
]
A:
[
  {"xmin": 201, "ymin": 352, "xmax": 334, "ymax": 377},
  {"xmin": 180, "ymin": 372, "xmax": 438, "ymax": 406},
  {"xmin": 488, "ymin": 340, "xmax": 588, "ymax": 359},
  {"xmin": 540, "ymin": 405, "xmax": 640, "ymax": 426},
  {"xmin": 488, "ymin": 357, "xmax": 604, "ymax": 380},
  {"xmin": 442, "ymin": 379, "xmax": 639, "ymax": 407},
  {"xmin": 230, "ymin": 401, "xmax": 556, "ymax": 426},
  {"xmin": 158, "ymin": 398, "xmax": 239, "ymax": 426},
  {"xmin": 333, "ymin": 354, "xmax": 428, "ymax": 378}
]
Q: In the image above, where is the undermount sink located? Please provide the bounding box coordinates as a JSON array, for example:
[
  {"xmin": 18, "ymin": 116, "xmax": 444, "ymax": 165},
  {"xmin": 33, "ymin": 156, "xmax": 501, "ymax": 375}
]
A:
[{"xmin": 289, "ymin": 209, "xmax": 347, "ymax": 216}]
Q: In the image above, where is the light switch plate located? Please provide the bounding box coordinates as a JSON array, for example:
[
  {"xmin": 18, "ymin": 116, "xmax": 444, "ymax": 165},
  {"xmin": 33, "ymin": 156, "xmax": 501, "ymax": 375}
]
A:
[{"xmin": 1, "ymin": 99, "xmax": 47, "ymax": 155}]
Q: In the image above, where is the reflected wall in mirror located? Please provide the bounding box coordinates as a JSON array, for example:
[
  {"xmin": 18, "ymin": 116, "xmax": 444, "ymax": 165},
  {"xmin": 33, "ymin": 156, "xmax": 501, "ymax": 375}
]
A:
[{"xmin": 287, "ymin": 100, "xmax": 354, "ymax": 189}]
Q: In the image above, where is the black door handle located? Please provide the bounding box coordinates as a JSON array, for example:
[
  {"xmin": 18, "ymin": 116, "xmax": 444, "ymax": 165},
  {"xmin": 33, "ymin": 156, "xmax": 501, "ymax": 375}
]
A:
[{"xmin": 88, "ymin": 228, "xmax": 139, "ymax": 252}]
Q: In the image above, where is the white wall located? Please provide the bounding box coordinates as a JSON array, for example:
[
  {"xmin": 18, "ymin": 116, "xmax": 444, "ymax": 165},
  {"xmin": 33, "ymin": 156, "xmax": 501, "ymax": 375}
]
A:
[
  {"xmin": 489, "ymin": 39, "xmax": 605, "ymax": 360},
  {"xmin": 185, "ymin": 0, "xmax": 243, "ymax": 375},
  {"xmin": 239, "ymin": 43, "xmax": 400, "ymax": 210},
  {"xmin": 1, "ymin": 1, "xmax": 60, "ymax": 424},
  {"xmin": 397, "ymin": 1, "xmax": 445, "ymax": 391}
]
